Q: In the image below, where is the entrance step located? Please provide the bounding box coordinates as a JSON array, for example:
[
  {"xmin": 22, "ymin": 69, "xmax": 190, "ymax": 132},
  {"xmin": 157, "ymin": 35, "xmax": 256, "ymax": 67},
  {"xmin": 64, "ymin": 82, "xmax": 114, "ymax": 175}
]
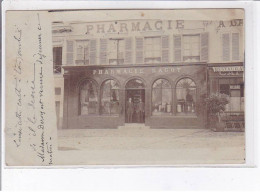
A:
[{"xmin": 118, "ymin": 123, "xmax": 150, "ymax": 130}]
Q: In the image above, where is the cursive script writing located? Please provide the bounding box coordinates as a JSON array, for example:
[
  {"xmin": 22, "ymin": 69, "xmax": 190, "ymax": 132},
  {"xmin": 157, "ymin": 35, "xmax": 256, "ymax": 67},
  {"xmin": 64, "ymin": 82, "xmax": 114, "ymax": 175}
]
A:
[{"xmin": 13, "ymin": 25, "xmax": 23, "ymax": 147}]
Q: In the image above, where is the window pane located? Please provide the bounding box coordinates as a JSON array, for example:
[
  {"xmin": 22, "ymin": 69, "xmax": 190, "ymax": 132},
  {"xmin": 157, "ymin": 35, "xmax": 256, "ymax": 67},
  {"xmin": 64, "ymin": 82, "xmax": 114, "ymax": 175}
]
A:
[
  {"xmin": 76, "ymin": 40, "xmax": 89, "ymax": 65},
  {"xmin": 108, "ymin": 39, "xmax": 125, "ymax": 62},
  {"xmin": 101, "ymin": 80, "xmax": 120, "ymax": 115},
  {"xmin": 191, "ymin": 44, "xmax": 200, "ymax": 56},
  {"xmin": 152, "ymin": 79, "xmax": 172, "ymax": 115},
  {"xmin": 183, "ymin": 35, "xmax": 200, "ymax": 58},
  {"xmin": 176, "ymin": 78, "xmax": 196, "ymax": 115},
  {"xmin": 152, "ymin": 88, "xmax": 162, "ymax": 115},
  {"xmin": 220, "ymin": 83, "xmax": 244, "ymax": 112},
  {"xmin": 80, "ymin": 80, "xmax": 98, "ymax": 115},
  {"xmin": 144, "ymin": 37, "xmax": 161, "ymax": 61},
  {"xmin": 162, "ymin": 89, "xmax": 172, "ymax": 113}
]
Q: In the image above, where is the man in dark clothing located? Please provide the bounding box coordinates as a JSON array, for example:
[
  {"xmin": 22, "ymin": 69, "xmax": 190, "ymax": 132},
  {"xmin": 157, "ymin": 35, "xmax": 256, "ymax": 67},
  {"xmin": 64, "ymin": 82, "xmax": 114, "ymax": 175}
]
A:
[
  {"xmin": 126, "ymin": 98, "xmax": 134, "ymax": 123},
  {"xmin": 136, "ymin": 99, "xmax": 145, "ymax": 123}
]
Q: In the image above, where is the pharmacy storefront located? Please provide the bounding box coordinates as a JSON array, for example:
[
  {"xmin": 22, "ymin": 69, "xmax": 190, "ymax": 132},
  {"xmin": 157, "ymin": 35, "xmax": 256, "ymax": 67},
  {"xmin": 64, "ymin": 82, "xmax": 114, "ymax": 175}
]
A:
[{"xmin": 62, "ymin": 64, "xmax": 208, "ymax": 129}]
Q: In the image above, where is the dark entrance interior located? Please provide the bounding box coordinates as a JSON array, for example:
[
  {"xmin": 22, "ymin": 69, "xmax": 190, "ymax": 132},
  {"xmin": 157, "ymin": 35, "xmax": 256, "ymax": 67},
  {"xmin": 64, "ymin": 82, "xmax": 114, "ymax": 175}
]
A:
[{"xmin": 125, "ymin": 79, "xmax": 145, "ymax": 123}]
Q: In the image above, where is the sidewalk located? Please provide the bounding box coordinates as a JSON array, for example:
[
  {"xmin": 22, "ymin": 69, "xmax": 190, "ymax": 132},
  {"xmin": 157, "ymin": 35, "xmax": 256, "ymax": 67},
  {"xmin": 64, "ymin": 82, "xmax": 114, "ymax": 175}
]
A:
[{"xmin": 56, "ymin": 127, "xmax": 245, "ymax": 165}]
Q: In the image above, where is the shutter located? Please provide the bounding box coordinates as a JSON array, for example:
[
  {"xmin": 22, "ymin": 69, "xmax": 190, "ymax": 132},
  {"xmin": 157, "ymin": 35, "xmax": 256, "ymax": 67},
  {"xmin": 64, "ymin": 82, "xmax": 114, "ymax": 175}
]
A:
[
  {"xmin": 162, "ymin": 35, "xmax": 169, "ymax": 62},
  {"xmin": 232, "ymin": 33, "xmax": 239, "ymax": 61},
  {"xmin": 125, "ymin": 37, "xmax": 133, "ymax": 64},
  {"xmin": 90, "ymin": 39, "xmax": 97, "ymax": 65},
  {"xmin": 222, "ymin": 33, "xmax": 230, "ymax": 61},
  {"xmin": 174, "ymin": 35, "xmax": 182, "ymax": 62},
  {"xmin": 200, "ymin": 32, "xmax": 209, "ymax": 61},
  {"xmin": 136, "ymin": 37, "xmax": 143, "ymax": 64},
  {"xmin": 66, "ymin": 40, "xmax": 74, "ymax": 65},
  {"xmin": 100, "ymin": 39, "xmax": 107, "ymax": 64}
]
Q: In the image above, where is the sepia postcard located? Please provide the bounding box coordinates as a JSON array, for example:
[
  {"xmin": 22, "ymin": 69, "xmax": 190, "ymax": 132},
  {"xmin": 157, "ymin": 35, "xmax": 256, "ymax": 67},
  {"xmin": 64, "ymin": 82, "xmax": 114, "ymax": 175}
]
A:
[{"xmin": 3, "ymin": 8, "xmax": 246, "ymax": 166}]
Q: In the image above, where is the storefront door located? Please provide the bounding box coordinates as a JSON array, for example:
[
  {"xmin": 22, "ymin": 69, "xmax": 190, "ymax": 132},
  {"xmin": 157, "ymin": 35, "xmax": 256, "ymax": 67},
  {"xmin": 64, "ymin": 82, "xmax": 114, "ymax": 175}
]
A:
[{"xmin": 125, "ymin": 89, "xmax": 145, "ymax": 123}]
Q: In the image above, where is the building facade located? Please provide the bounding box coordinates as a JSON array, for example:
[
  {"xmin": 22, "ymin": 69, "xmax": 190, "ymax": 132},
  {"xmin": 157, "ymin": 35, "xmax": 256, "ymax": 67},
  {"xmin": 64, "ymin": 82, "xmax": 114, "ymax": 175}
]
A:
[{"xmin": 52, "ymin": 19, "xmax": 244, "ymax": 129}]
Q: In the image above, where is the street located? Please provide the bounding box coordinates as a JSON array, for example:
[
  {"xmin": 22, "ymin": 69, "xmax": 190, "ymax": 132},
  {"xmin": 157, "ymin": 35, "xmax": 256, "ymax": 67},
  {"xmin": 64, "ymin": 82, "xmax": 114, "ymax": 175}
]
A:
[{"xmin": 56, "ymin": 125, "xmax": 245, "ymax": 165}]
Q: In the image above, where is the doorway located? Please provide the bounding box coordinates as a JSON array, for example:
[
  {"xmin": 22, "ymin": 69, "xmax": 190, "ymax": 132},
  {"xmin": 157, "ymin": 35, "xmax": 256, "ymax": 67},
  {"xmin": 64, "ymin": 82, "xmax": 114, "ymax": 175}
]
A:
[{"xmin": 125, "ymin": 79, "xmax": 145, "ymax": 123}]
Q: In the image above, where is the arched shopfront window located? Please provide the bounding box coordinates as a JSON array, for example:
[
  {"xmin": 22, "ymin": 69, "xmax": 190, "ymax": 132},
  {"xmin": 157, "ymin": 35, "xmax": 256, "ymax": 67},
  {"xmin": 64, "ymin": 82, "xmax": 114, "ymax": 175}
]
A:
[
  {"xmin": 101, "ymin": 79, "xmax": 120, "ymax": 115},
  {"xmin": 176, "ymin": 78, "xmax": 196, "ymax": 115},
  {"xmin": 79, "ymin": 79, "xmax": 98, "ymax": 115},
  {"xmin": 126, "ymin": 78, "xmax": 145, "ymax": 89},
  {"xmin": 152, "ymin": 79, "xmax": 172, "ymax": 115}
]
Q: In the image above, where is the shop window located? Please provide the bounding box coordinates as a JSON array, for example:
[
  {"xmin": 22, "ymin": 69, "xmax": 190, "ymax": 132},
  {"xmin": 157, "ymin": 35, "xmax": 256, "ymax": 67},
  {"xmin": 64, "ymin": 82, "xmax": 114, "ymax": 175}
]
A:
[
  {"xmin": 76, "ymin": 40, "xmax": 90, "ymax": 65},
  {"xmin": 108, "ymin": 38, "xmax": 124, "ymax": 65},
  {"xmin": 152, "ymin": 79, "xmax": 172, "ymax": 116},
  {"xmin": 101, "ymin": 79, "xmax": 120, "ymax": 115},
  {"xmin": 183, "ymin": 35, "xmax": 200, "ymax": 62},
  {"xmin": 79, "ymin": 79, "xmax": 98, "ymax": 115},
  {"xmin": 176, "ymin": 78, "xmax": 196, "ymax": 115},
  {"xmin": 219, "ymin": 83, "xmax": 244, "ymax": 112},
  {"xmin": 53, "ymin": 47, "xmax": 62, "ymax": 74},
  {"xmin": 144, "ymin": 37, "xmax": 161, "ymax": 63}
]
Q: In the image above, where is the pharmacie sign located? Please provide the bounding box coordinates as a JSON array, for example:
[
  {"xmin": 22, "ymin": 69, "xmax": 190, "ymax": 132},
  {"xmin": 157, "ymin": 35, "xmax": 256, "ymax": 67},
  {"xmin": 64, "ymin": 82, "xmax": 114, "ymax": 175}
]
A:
[
  {"xmin": 83, "ymin": 19, "xmax": 243, "ymax": 34},
  {"xmin": 89, "ymin": 66, "xmax": 182, "ymax": 75}
]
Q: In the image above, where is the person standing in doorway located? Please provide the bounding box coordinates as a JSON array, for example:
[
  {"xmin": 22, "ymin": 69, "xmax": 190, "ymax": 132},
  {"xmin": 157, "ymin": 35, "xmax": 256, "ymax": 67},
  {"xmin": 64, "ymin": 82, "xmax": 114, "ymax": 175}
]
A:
[
  {"xmin": 126, "ymin": 98, "xmax": 134, "ymax": 123},
  {"xmin": 137, "ymin": 98, "xmax": 145, "ymax": 123}
]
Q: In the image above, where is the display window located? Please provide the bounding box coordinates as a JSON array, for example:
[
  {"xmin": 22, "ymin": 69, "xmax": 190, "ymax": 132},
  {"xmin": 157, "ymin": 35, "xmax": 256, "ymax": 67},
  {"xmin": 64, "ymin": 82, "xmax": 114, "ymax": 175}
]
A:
[
  {"xmin": 101, "ymin": 79, "xmax": 120, "ymax": 115},
  {"xmin": 79, "ymin": 79, "xmax": 98, "ymax": 115},
  {"xmin": 152, "ymin": 79, "xmax": 172, "ymax": 116},
  {"xmin": 176, "ymin": 78, "xmax": 196, "ymax": 115},
  {"xmin": 219, "ymin": 81, "xmax": 244, "ymax": 113}
]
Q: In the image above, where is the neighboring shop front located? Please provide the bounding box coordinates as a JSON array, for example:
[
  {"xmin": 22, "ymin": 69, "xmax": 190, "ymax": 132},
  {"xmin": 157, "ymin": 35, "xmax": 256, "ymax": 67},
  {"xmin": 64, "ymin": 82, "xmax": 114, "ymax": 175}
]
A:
[{"xmin": 208, "ymin": 64, "xmax": 245, "ymax": 130}]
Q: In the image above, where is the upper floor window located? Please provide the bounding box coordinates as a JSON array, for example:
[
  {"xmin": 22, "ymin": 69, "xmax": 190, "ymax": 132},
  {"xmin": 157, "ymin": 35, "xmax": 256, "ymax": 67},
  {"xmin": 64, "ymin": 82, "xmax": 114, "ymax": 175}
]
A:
[
  {"xmin": 66, "ymin": 39, "xmax": 96, "ymax": 66},
  {"xmin": 183, "ymin": 35, "xmax": 200, "ymax": 62},
  {"xmin": 174, "ymin": 33, "xmax": 208, "ymax": 63},
  {"xmin": 222, "ymin": 33, "xmax": 240, "ymax": 62},
  {"xmin": 108, "ymin": 38, "xmax": 125, "ymax": 65},
  {"xmin": 144, "ymin": 37, "xmax": 161, "ymax": 63},
  {"xmin": 136, "ymin": 36, "xmax": 169, "ymax": 64},
  {"xmin": 76, "ymin": 40, "xmax": 89, "ymax": 65}
]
